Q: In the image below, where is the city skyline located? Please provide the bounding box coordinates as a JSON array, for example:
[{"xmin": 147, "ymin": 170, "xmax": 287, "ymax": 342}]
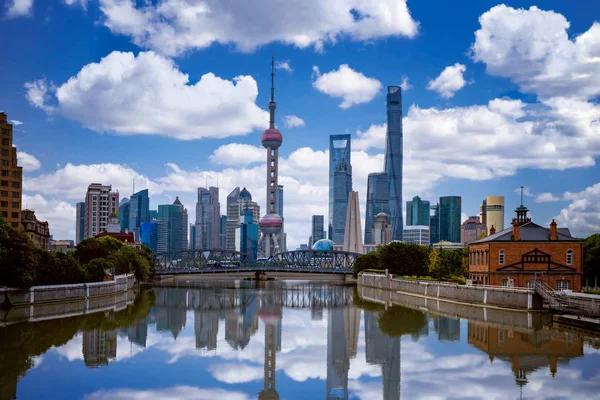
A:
[{"xmin": 3, "ymin": 3, "xmax": 600, "ymax": 249}]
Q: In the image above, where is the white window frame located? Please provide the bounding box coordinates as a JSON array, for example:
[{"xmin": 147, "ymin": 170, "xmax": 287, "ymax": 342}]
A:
[
  {"xmin": 566, "ymin": 250, "xmax": 573, "ymax": 266},
  {"xmin": 499, "ymin": 250, "xmax": 505, "ymax": 265},
  {"xmin": 557, "ymin": 280, "xmax": 570, "ymax": 291}
]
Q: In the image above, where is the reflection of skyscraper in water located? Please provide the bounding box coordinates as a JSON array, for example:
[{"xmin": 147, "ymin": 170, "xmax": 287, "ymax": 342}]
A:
[
  {"xmin": 155, "ymin": 288, "xmax": 187, "ymax": 339},
  {"xmin": 127, "ymin": 317, "xmax": 148, "ymax": 348},
  {"xmin": 82, "ymin": 329, "xmax": 117, "ymax": 368},
  {"xmin": 258, "ymin": 302, "xmax": 283, "ymax": 400},
  {"xmin": 194, "ymin": 309, "xmax": 219, "ymax": 351},
  {"xmin": 364, "ymin": 311, "xmax": 401, "ymax": 400},
  {"xmin": 225, "ymin": 293, "xmax": 258, "ymax": 350},
  {"xmin": 434, "ymin": 316, "xmax": 461, "ymax": 342},
  {"xmin": 326, "ymin": 306, "xmax": 360, "ymax": 400}
]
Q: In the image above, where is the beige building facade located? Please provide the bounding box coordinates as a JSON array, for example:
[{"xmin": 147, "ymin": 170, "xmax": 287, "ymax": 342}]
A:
[
  {"xmin": 0, "ymin": 113, "xmax": 23, "ymax": 228},
  {"xmin": 481, "ymin": 196, "xmax": 504, "ymax": 233}
]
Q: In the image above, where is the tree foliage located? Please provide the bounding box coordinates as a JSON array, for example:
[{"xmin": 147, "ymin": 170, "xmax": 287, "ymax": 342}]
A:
[
  {"xmin": 354, "ymin": 242, "xmax": 431, "ymax": 278},
  {"xmin": 429, "ymin": 248, "xmax": 468, "ymax": 280},
  {"xmin": 0, "ymin": 217, "xmax": 155, "ymax": 288},
  {"xmin": 583, "ymin": 234, "xmax": 600, "ymax": 286}
]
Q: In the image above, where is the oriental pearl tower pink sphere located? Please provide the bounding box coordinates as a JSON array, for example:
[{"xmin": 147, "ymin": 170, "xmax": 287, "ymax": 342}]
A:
[{"xmin": 258, "ymin": 57, "xmax": 283, "ymax": 257}]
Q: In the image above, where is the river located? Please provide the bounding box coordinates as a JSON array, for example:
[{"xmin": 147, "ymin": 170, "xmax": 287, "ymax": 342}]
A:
[{"xmin": 1, "ymin": 280, "xmax": 599, "ymax": 399}]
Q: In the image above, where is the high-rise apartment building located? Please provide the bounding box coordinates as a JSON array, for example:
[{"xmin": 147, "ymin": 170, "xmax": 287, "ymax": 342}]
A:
[
  {"xmin": 364, "ymin": 172, "xmax": 389, "ymax": 244},
  {"xmin": 460, "ymin": 216, "xmax": 486, "ymax": 244},
  {"xmin": 119, "ymin": 198, "xmax": 130, "ymax": 233},
  {"xmin": 0, "ymin": 113, "xmax": 23, "ymax": 228},
  {"xmin": 329, "ymin": 134, "xmax": 351, "ymax": 240},
  {"xmin": 84, "ymin": 183, "xmax": 119, "ymax": 239},
  {"xmin": 226, "ymin": 187, "xmax": 260, "ymax": 251},
  {"xmin": 311, "ymin": 215, "xmax": 325, "ymax": 246},
  {"xmin": 439, "ymin": 196, "xmax": 462, "ymax": 243},
  {"xmin": 195, "ymin": 187, "xmax": 220, "ymax": 249},
  {"xmin": 384, "ymin": 86, "xmax": 403, "ymax": 241},
  {"xmin": 129, "ymin": 189, "xmax": 150, "ymax": 241},
  {"xmin": 371, "ymin": 212, "xmax": 393, "ymax": 246},
  {"xmin": 332, "ymin": 154, "xmax": 353, "ymax": 245},
  {"xmin": 481, "ymin": 196, "xmax": 505, "ymax": 233},
  {"xmin": 406, "ymin": 196, "xmax": 430, "ymax": 227},
  {"xmin": 430, "ymin": 204, "xmax": 440, "ymax": 246},
  {"xmin": 76, "ymin": 202, "xmax": 85, "ymax": 245},
  {"xmin": 343, "ymin": 191, "xmax": 362, "ymax": 253},
  {"xmin": 158, "ymin": 197, "xmax": 188, "ymax": 252}
]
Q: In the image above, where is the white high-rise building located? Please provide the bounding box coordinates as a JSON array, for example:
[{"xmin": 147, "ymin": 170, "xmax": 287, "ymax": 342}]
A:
[
  {"xmin": 84, "ymin": 183, "xmax": 119, "ymax": 239},
  {"xmin": 403, "ymin": 225, "xmax": 430, "ymax": 246}
]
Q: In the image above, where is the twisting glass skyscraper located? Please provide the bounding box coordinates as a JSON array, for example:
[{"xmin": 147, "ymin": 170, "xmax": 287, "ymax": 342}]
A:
[
  {"xmin": 364, "ymin": 172, "xmax": 389, "ymax": 244},
  {"xmin": 329, "ymin": 134, "xmax": 352, "ymax": 242},
  {"xmin": 384, "ymin": 86, "xmax": 403, "ymax": 241}
]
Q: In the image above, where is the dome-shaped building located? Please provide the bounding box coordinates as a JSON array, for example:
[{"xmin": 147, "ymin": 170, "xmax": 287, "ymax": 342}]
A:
[{"xmin": 312, "ymin": 239, "xmax": 334, "ymax": 251}]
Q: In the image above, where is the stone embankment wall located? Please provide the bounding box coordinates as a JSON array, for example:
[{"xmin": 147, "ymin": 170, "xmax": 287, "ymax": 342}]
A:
[
  {"xmin": 0, "ymin": 274, "xmax": 135, "ymax": 307},
  {"xmin": 0, "ymin": 290, "xmax": 135, "ymax": 327},
  {"xmin": 359, "ymin": 273, "xmax": 542, "ymax": 310}
]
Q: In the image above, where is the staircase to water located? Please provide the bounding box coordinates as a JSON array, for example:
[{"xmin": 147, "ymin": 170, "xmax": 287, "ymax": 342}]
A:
[{"xmin": 534, "ymin": 280, "xmax": 599, "ymax": 317}]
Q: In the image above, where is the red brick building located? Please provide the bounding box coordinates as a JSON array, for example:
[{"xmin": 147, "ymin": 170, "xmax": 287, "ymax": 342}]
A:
[{"xmin": 468, "ymin": 204, "xmax": 582, "ymax": 291}]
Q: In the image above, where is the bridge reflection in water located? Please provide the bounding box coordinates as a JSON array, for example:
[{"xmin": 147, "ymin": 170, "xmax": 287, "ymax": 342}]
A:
[{"xmin": 153, "ymin": 249, "xmax": 360, "ymax": 275}]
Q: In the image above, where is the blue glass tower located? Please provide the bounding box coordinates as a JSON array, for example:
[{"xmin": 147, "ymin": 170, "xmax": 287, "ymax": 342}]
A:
[
  {"xmin": 129, "ymin": 189, "xmax": 150, "ymax": 241},
  {"xmin": 119, "ymin": 198, "xmax": 130, "ymax": 233},
  {"xmin": 364, "ymin": 172, "xmax": 389, "ymax": 244},
  {"xmin": 332, "ymin": 158, "xmax": 352, "ymax": 245},
  {"xmin": 329, "ymin": 134, "xmax": 352, "ymax": 242},
  {"xmin": 76, "ymin": 202, "xmax": 86, "ymax": 244},
  {"xmin": 238, "ymin": 208, "xmax": 259, "ymax": 263},
  {"xmin": 430, "ymin": 203, "xmax": 440, "ymax": 246},
  {"xmin": 140, "ymin": 221, "xmax": 158, "ymax": 253},
  {"xmin": 406, "ymin": 196, "xmax": 430, "ymax": 226},
  {"xmin": 384, "ymin": 86, "xmax": 403, "ymax": 241},
  {"xmin": 158, "ymin": 197, "xmax": 187, "ymax": 252},
  {"xmin": 439, "ymin": 196, "xmax": 462, "ymax": 243}
]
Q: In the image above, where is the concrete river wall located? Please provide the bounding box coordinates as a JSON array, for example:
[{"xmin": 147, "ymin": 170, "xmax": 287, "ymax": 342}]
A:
[
  {"xmin": 0, "ymin": 274, "xmax": 136, "ymax": 326},
  {"xmin": 359, "ymin": 273, "xmax": 542, "ymax": 311}
]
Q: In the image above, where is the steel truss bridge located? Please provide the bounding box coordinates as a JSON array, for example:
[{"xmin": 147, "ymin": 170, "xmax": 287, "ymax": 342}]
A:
[
  {"xmin": 153, "ymin": 249, "xmax": 360, "ymax": 275},
  {"xmin": 153, "ymin": 282, "xmax": 356, "ymax": 310}
]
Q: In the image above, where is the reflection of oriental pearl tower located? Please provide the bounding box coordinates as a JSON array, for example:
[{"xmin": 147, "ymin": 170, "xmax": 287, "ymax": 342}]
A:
[{"xmin": 258, "ymin": 57, "xmax": 283, "ymax": 258}]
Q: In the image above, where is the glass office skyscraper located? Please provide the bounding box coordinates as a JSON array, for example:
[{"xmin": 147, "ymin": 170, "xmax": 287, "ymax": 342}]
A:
[
  {"xmin": 430, "ymin": 203, "xmax": 440, "ymax": 245},
  {"xmin": 119, "ymin": 198, "xmax": 130, "ymax": 233},
  {"xmin": 129, "ymin": 189, "xmax": 150, "ymax": 241},
  {"xmin": 329, "ymin": 134, "xmax": 352, "ymax": 240},
  {"xmin": 439, "ymin": 196, "xmax": 462, "ymax": 243},
  {"xmin": 384, "ymin": 86, "xmax": 403, "ymax": 241},
  {"xmin": 311, "ymin": 215, "xmax": 325, "ymax": 245},
  {"xmin": 76, "ymin": 202, "xmax": 85, "ymax": 244},
  {"xmin": 195, "ymin": 187, "xmax": 220, "ymax": 249},
  {"xmin": 364, "ymin": 172, "xmax": 389, "ymax": 244},
  {"xmin": 332, "ymin": 157, "xmax": 353, "ymax": 245},
  {"xmin": 158, "ymin": 197, "xmax": 188, "ymax": 252},
  {"xmin": 406, "ymin": 196, "xmax": 430, "ymax": 226}
]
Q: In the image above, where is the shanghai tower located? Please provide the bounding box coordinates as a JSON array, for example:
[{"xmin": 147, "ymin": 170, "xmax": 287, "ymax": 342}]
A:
[
  {"xmin": 258, "ymin": 57, "xmax": 283, "ymax": 258},
  {"xmin": 384, "ymin": 86, "xmax": 403, "ymax": 241}
]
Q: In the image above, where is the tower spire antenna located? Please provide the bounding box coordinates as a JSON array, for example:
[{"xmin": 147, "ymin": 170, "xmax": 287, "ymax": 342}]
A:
[
  {"xmin": 520, "ymin": 186, "xmax": 524, "ymax": 206},
  {"xmin": 269, "ymin": 55, "xmax": 276, "ymax": 129}
]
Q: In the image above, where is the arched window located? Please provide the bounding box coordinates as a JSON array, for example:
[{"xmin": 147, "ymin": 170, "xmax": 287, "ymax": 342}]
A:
[
  {"xmin": 566, "ymin": 250, "xmax": 573, "ymax": 266},
  {"xmin": 499, "ymin": 250, "xmax": 505, "ymax": 266}
]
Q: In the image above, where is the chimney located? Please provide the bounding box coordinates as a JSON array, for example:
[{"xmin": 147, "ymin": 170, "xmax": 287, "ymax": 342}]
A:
[
  {"xmin": 549, "ymin": 219, "xmax": 558, "ymax": 241},
  {"xmin": 489, "ymin": 225, "xmax": 496, "ymax": 235},
  {"xmin": 512, "ymin": 219, "xmax": 520, "ymax": 241}
]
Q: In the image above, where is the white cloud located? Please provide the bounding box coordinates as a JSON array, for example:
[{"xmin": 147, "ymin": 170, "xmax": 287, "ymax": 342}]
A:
[
  {"xmin": 23, "ymin": 162, "xmax": 160, "ymax": 200},
  {"xmin": 22, "ymin": 194, "xmax": 76, "ymax": 240},
  {"xmin": 63, "ymin": 0, "xmax": 87, "ymax": 9},
  {"xmin": 83, "ymin": 386, "xmax": 250, "ymax": 400},
  {"xmin": 354, "ymin": 123, "xmax": 386, "ymax": 151},
  {"xmin": 24, "ymin": 79, "xmax": 56, "ymax": 113},
  {"xmin": 4, "ymin": 0, "xmax": 33, "ymax": 18},
  {"xmin": 208, "ymin": 363, "xmax": 263, "ymax": 384},
  {"xmin": 400, "ymin": 76, "xmax": 412, "ymax": 91},
  {"xmin": 17, "ymin": 152, "xmax": 41, "ymax": 172},
  {"xmin": 471, "ymin": 5, "xmax": 600, "ymax": 100},
  {"xmin": 25, "ymin": 51, "xmax": 268, "ymax": 140},
  {"xmin": 427, "ymin": 63, "xmax": 469, "ymax": 98},
  {"xmin": 96, "ymin": 0, "xmax": 418, "ymax": 56},
  {"xmin": 283, "ymin": 115, "xmax": 305, "ymax": 128},
  {"xmin": 555, "ymin": 182, "xmax": 600, "ymax": 237},
  {"xmin": 10, "ymin": 120, "xmax": 23, "ymax": 126},
  {"xmin": 312, "ymin": 64, "xmax": 382, "ymax": 109},
  {"xmin": 275, "ymin": 61, "xmax": 293, "ymax": 72},
  {"xmin": 209, "ymin": 144, "xmax": 265, "ymax": 166},
  {"xmin": 535, "ymin": 192, "xmax": 561, "ymax": 203}
]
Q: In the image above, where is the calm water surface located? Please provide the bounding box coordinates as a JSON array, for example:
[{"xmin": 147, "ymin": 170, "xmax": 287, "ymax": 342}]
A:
[{"xmin": 1, "ymin": 280, "xmax": 600, "ymax": 400}]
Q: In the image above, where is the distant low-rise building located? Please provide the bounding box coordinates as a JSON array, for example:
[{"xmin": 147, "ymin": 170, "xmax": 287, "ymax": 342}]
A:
[
  {"xmin": 22, "ymin": 209, "xmax": 50, "ymax": 249},
  {"xmin": 403, "ymin": 225, "xmax": 430, "ymax": 246},
  {"xmin": 95, "ymin": 213, "xmax": 138, "ymax": 247},
  {"xmin": 468, "ymin": 204, "xmax": 582, "ymax": 291},
  {"xmin": 461, "ymin": 216, "xmax": 486, "ymax": 245},
  {"xmin": 50, "ymin": 240, "xmax": 75, "ymax": 253},
  {"xmin": 432, "ymin": 241, "xmax": 465, "ymax": 250}
]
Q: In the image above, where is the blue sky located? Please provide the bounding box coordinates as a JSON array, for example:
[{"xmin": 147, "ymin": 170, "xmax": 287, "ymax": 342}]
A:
[{"xmin": 2, "ymin": 0, "xmax": 600, "ymax": 247}]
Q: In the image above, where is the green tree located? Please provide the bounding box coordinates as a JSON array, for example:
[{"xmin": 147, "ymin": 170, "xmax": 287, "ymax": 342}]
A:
[
  {"xmin": 378, "ymin": 242, "xmax": 429, "ymax": 276},
  {"xmin": 108, "ymin": 245, "xmax": 154, "ymax": 282},
  {"xmin": 0, "ymin": 218, "xmax": 40, "ymax": 287},
  {"xmin": 85, "ymin": 258, "xmax": 114, "ymax": 282},
  {"xmin": 75, "ymin": 236, "xmax": 124, "ymax": 265},
  {"xmin": 353, "ymin": 251, "xmax": 381, "ymax": 277},
  {"xmin": 478, "ymin": 232, "xmax": 488, "ymax": 240},
  {"xmin": 583, "ymin": 234, "xmax": 600, "ymax": 286}
]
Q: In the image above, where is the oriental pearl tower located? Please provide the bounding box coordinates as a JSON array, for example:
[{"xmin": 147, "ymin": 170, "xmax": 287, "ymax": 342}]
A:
[{"xmin": 258, "ymin": 57, "xmax": 283, "ymax": 258}]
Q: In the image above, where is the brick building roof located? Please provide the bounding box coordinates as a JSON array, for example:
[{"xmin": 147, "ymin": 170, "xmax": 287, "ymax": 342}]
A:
[{"xmin": 473, "ymin": 222, "xmax": 579, "ymax": 243}]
